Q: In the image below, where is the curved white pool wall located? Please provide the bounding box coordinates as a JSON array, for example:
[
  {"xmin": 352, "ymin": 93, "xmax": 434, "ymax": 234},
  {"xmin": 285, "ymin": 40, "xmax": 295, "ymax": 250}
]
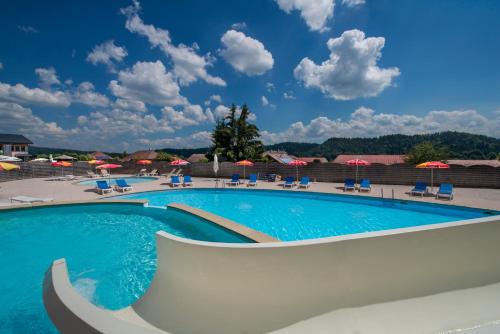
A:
[{"xmin": 132, "ymin": 214, "xmax": 500, "ymax": 334}]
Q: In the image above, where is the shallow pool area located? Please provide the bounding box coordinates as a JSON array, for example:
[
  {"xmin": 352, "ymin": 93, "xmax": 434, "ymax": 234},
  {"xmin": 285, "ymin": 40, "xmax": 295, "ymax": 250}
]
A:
[
  {"xmin": 0, "ymin": 203, "xmax": 248, "ymax": 333},
  {"xmin": 118, "ymin": 189, "xmax": 496, "ymax": 241},
  {"xmin": 77, "ymin": 176, "xmax": 158, "ymax": 186}
]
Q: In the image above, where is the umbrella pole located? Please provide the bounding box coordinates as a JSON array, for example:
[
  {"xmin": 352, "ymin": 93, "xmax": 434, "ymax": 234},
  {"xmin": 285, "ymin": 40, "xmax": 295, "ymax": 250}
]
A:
[
  {"xmin": 244, "ymin": 166, "xmax": 246, "ymax": 180},
  {"xmin": 355, "ymin": 165, "xmax": 359, "ymax": 187},
  {"xmin": 296, "ymin": 166, "xmax": 299, "ymax": 184},
  {"xmin": 431, "ymin": 168, "xmax": 434, "ymax": 194}
]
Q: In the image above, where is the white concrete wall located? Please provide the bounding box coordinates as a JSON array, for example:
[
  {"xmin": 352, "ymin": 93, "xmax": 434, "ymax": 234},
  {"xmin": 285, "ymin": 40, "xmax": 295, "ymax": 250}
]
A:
[{"xmin": 133, "ymin": 215, "xmax": 500, "ymax": 334}]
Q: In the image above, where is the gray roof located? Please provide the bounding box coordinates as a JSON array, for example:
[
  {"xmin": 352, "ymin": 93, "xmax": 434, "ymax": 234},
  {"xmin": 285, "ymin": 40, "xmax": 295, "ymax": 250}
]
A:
[{"xmin": 0, "ymin": 133, "xmax": 33, "ymax": 144}]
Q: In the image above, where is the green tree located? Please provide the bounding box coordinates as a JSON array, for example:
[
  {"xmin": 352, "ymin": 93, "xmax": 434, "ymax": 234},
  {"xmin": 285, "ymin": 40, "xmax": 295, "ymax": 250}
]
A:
[
  {"xmin": 208, "ymin": 104, "xmax": 263, "ymax": 162},
  {"xmin": 156, "ymin": 151, "xmax": 173, "ymax": 161},
  {"xmin": 405, "ymin": 141, "xmax": 449, "ymax": 165}
]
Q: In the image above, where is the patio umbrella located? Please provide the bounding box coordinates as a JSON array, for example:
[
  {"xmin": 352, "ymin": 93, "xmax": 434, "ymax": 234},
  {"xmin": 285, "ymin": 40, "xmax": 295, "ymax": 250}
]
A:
[
  {"xmin": 213, "ymin": 154, "xmax": 219, "ymax": 178},
  {"xmin": 29, "ymin": 158, "xmax": 49, "ymax": 162},
  {"xmin": 416, "ymin": 161, "xmax": 449, "ymax": 193},
  {"xmin": 345, "ymin": 159, "xmax": 371, "ymax": 186},
  {"xmin": 96, "ymin": 163, "xmax": 123, "ymax": 180},
  {"xmin": 88, "ymin": 160, "xmax": 105, "ymax": 165},
  {"xmin": 0, "ymin": 155, "xmax": 22, "ymax": 162},
  {"xmin": 51, "ymin": 161, "xmax": 73, "ymax": 176},
  {"xmin": 0, "ymin": 162, "xmax": 20, "ymax": 172},
  {"xmin": 287, "ymin": 159, "xmax": 307, "ymax": 182},
  {"xmin": 169, "ymin": 159, "xmax": 189, "ymax": 166},
  {"xmin": 136, "ymin": 159, "xmax": 152, "ymax": 165},
  {"xmin": 235, "ymin": 160, "xmax": 254, "ymax": 179}
]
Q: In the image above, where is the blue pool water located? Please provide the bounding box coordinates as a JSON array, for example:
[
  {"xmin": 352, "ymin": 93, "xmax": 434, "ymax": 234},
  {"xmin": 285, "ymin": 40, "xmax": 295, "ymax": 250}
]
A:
[
  {"xmin": 77, "ymin": 176, "xmax": 158, "ymax": 186},
  {"xmin": 118, "ymin": 189, "xmax": 495, "ymax": 241},
  {"xmin": 0, "ymin": 203, "xmax": 248, "ymax": 333}
]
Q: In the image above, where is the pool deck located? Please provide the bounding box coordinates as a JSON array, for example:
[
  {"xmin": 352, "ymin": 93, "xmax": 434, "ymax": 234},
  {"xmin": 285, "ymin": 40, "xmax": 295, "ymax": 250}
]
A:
[{"xmin": 0, "ymin": 175, "xmax": 499, "ymax": 210}]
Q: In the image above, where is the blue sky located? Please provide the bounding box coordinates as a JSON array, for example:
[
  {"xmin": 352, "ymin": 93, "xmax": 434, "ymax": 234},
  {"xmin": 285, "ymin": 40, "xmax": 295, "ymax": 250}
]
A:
[{"xmin": 0, "ymin": 0, "xmax": 499, "ymax": 151}]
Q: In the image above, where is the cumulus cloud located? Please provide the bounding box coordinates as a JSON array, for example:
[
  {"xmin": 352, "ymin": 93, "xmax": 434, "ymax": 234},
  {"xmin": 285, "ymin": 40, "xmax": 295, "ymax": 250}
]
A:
[
  {"xmin": 35, "ymin": 67, "xmax": 61, "ymax": 89},
  {"xmin": 17, "ymin": 25, "xmax": 38, "ymax": 33},
  {"xmin": 261, "ymin": 107, "xmax": 500, "ymax": 144},
  {"xmin": 112, "ymin": 98, "xmax": 146, "ymax": 113},
  {"xmin": 109, "ymin": 60, "xmax": 187, "ymax": 106},
  {"xmin": 220, "ymin": 30, "xmax": 274, "ymax": 76},
  {"xmin": 138, "ymin": 131, "xmax": 212, "ymax": 149},
  {"xmin": 213, "ymin": 104, "xmax": 257, "ymax": 121},
  {"xmin": 204, "ymin": 94, "xmax": 222, "ymax": 106},
  {"xmin": 341, "ymin": 0, "xmax": 365, "ymax": 7},
  {"xmin": 275, "ymin": 0, "xmax": 334, "ymax": 32},
  {"xmin": 162, "ymin": 103, "xmax": 214, "ymax": 129},
  {"xmin": 261, "ymin": 96, "xmax": 269, "ymax": 106},
  {"xmin": 121, "ymin": 0, "xmax": 225, "ymax": 86},
  {"xmin": 87, "ymin": 40, "xmax": 128, "ymax": 72},
  {"xmin": 266, "ymin": 82, "xmax": 275, "ymax": 92},
  {"xmin": 294, "ymin": 29, "xmax": 400, "ymax": 100},
  {"xmin": 230, "ymin": 22, "xmax": 247, "ymax": 30},
  {"xmin": 283, "ymin": 91, "xmax": 296, "ymax": 100},
  {"xmin": 73, "ymin": 82, "xmax": 110, "ymax": 107},
  {"xmin": 0, "ymin": 82, "xmax": 70, "ymax": 108}
]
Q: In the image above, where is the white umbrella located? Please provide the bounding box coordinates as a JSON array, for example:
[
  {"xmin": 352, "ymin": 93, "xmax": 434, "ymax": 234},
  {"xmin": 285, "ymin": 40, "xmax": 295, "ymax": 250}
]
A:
[
  {"xmin": 0, "ymin": 155, "xmax": 22, "ymax": 162},
  {"xmin": 213, "ymin": 154, "xmax": 219, "ymax": 177},
  {"xmin": 30, "ymin": 158, "xmax": 49, "ymax": 162}
]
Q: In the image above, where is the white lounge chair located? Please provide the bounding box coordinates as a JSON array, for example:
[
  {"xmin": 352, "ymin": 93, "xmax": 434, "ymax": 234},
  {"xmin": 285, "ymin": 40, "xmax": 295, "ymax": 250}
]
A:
[
  {"xmin": 100, "ymin": 169, "xmax": 110, "ymax": 177},
  {"xmin": 10, "ymin": 196, "xmax": 54, "ymax": 204},
  {"xmin": 148, "ymin": 169, "xmax": 158, "ymax": 176},
  {"xmin": 86, "ymin": 171, "xmax": 99, "ymax": 178}
]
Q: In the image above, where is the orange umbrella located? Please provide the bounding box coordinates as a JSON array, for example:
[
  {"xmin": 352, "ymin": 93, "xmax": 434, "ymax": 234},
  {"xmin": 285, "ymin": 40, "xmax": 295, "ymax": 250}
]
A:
[
  {"xmin": 137, "ymin": 159, "xmax": 152, "ymax": 165},
  {"xmin": 416, "ymin": 161, "xmax": 450, "ymax": 193},
  {"xmin": 0, "ymin": 162, "xmax": 20, "ymax": 172},
  {"xmin": 51, "ymin": 161, "xmax": 73, "ymax": 176},
  {"xmin": 346, "ymin": 159, "xmax": 371, "ymax": 185},
  {"xmin": 88, "ymin": 159, "xmax": 105, "ymax": 165},
  {"xmin": 287, "ymin": 159, "xmax": 307, "ymax": 182},
  {"xmin": 235, "ymin": 160, "xmax": 254, "ymax": 179}
]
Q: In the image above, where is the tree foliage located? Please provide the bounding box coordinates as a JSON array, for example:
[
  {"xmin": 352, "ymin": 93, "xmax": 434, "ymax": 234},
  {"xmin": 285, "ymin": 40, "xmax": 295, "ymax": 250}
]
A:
[
  {"xmin": 404, "ymin": 141, "xmax": 449, "ymax": 164},
  {"xmin": 208, "ymin": 104, "xmax": 264, "ymax": 162},
  {"xmin": 156, "ymin": 151, "xmax": 173, "ymax": 161}
]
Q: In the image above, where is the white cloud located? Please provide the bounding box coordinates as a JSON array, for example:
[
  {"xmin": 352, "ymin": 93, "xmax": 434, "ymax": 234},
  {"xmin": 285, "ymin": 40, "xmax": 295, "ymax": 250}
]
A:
[
  {"xmin": 261, "ymin": 107, "xmax": 500, "ymax": 144},
  {"xmin": 283, "ymin": 91, "xmax": 296, "ymax": 100},
  {"xmin": 275, "ymin": 0, "xmax": 334, "ymax": 32},
  {"xmin": 121, "ymin": 1, "xmax": 225, "ymax": 86},
  {"xmin": 109, "ymin": 60, "xmax": 187, "ymax": 106},
  {"xmin": 213, "ymin": 104, "xmax": 257, "ymax": 121},
  {"xmin": 162, "ymin": 103, "xmax": 214, "ymax": 129},
  {"xmin": 112, "ymin": 98, "xmax": 146, "ymax": 113},
  {"xmin": 87, "ymin": 40, "xmax": 128, "ymax": 72},
  {"xmin": 138, "ymin": 131, "xmax": 212, "ymax": 149},
  {"xmin": 18, "ymin": 25, "xmax": 38, "ymax": 33},
  {"xmin": 220, "ymin": 30, "xmax": 274, "ymax": 76},
  {"xmin": 266, "ymin": 82, "xmax": 275, "ymax": 92},
  {"xmin": 261, "ymin": 96, "xmax": 269, "ymax": 106},
  {"xmin": 230, "ymin": 22, "xmax": 247, "ymax": 30},
  {"xmin": 341, "ymin": 0, "xmax": 365, "ymax": 7},
  {"xmin": 204, "ymin": 94, "xmax": 222, "ymax": 106},
  {"xmin": 294, "ymin": 29, "xmax": 400, "ymax": 100},
  {"xmin": 35, "ymin": 67, "xmax": 61, "ymax": 89},
  {"xmin": 0, "ymin": 82, "xmax": 70, "ymax": 108},
  {"xmin": 73, "ymin": 82, "xmax": 110, "ymax": 107}
]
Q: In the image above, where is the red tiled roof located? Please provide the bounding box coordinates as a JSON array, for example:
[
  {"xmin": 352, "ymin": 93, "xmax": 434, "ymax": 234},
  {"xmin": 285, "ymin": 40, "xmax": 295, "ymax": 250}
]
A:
[
  {"xmin": 187, "ymin": 154, "xmax": 207, "ymax": 163},
  {"xmin": 332, "ymin": 154, "xmax": 406, "ymax": 165},
  {"xmin": 299, "ymin": 157, "xmax": 328, "ymax": 163},
  {"xmin": 447, "ymin": 160, "xmax": 500, "ymax": 167}
]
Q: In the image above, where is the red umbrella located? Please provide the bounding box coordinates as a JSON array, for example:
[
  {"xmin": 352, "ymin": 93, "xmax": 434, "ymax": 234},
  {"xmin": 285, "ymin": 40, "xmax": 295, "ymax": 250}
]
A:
[
  {"xmin": 51, "ymin": 161, "xmax": 73, "ymax": 176},
  {"xmin": 235, "ymin": 160, "xmax": 254, "ymax": 179},
  {"xmin": 169, "ymin": 159, "xmax": 189, "ymax": 166},
  {"xmin": 287, "ymin": 159, "xmax": 307, "ymax": 182},
  {"xmin": 136, "ymin": 159, "xmax": 152, "ymax": 165},
  {"xmin": 416, "ymin": 161, "xmax": 450, "ymax": 193},
  {"xmin": 345, "ymin": 159, "xmax": 371, "ymax": 186}
]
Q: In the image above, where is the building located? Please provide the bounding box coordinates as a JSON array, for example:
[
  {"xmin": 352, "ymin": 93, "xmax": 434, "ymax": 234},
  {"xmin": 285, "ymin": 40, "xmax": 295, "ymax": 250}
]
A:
[
  {"xmin": 262, "ymin": 150, "xmax": 297, "ymax": 164},
  {"xmin": 187, "ymin": 154, "xmax": 207, "ymax": 163},
  {"xmin": 0, "ymin": 133, "xmax": 33, "ymax": 160},
  {"xmin": 332, "ymin": 154, "xmax": 406, "ymax": 165},
  {"xmin": 122, "ymin": 150, "xmax": 158, "ymax": 161},
  {"xmin": 299, "ymin": 157, "xmax": 328, "ymax": 163}
]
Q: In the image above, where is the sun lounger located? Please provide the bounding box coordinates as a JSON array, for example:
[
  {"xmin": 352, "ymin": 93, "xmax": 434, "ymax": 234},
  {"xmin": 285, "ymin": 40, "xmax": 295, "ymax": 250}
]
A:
[
  {"xmin": 10, "ymin": 196, "xmax": 54, "ymax": 204},
  {"xmin": 148, "ymin": 169, "xmax": 158, "ymax": 176},
  {"xmin": 170, "ymin": 175, "xmax": 181, "ymax": 187},
  {"xmin": 359, "ymin": 179, "xmax": 371, "ymax": 192},
  {"xmin": 247, "ymin": 174, "xmax": 257, "ymax": 186},
  {"xmin": 283, "ymin": 176, "xmax": 295, "ymax": 188},
  {"xmin": 410, "ymin": 182, "xmax": 427, "ymax": 197},
  {"xmin": 115, "ymin": 179, "xmax": 133, "ymax": 192},
  {"xmin": 96, "ymin": 180, "xmax": 113, "ymax": 194},
  {"xmin": 100, "ymin": 169, "xmax": 110, "ymax": 177},
  {"xmin": 436, "ymin": 183, "xmax": 454, "ymax": 200},
  {"xmin": 344, "ymin": 178, "xmax": 355, "ymax": 191},
  {"xmin": 86, "ymin": 171, "xmax": 99, "ymax": 178},
  {"xmin": 298, "ymin": 176, "xmax": 310, "ymax": 188},
  {"xmin": 136, "ymin": 169, "xmax": 147, "ymax": 176},
  {"xmin": 183, "ymin": 175, "xmax": 193, "ymax": 186},
  {"xmin": 227, "ymin": 174, "xmax": 240, "ymax": 186}
]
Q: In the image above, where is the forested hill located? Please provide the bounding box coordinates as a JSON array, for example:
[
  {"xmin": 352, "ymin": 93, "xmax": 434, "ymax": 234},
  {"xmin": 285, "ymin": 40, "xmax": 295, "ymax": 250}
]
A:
[{"xmin": 265, "ymin": 132, "xmax": 500, "ymax": 160}]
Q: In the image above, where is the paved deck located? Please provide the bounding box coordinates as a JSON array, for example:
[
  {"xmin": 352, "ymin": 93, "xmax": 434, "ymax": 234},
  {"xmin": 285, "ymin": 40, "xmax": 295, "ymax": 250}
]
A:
[{"xmin": 0, "ymin": 175, "xmax": 498, "ymax": 210}]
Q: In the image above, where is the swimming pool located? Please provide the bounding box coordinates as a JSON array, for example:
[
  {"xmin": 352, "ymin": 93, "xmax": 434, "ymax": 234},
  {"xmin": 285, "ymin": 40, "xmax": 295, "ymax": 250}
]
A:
[
  {"xmin": 118, "ymin": 189, "xmax": 497, "ymax": 241},
  {"xmin": 77, "ymin": 176, "xmax": 158, "ymax": 186},
  {"xmin": 0, "ymin": 203, "xmax": 248, "ymax": 333}
]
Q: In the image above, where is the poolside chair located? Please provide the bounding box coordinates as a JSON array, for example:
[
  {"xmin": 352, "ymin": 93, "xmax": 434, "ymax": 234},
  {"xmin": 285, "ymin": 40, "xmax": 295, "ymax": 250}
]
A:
[
  {"xmin": 410, "ymin": 182, "xmax": 427, "ymax": 197},
  {"xmin": 170, "ymin": 175, "xmax": 181, "ymax": 187},
  {"xmin": 227, "ymin": 174, "xmax": 241, "ymax": 186},
  {"xmin": 148, "ymin": 169, "xmax": 158, "ymax": 176},
  {"xmin": 344, "ymin": 178, "xmax": 355, "ymax": 191},
  {"xmin": 10, "ymin": 196, "xmax": 53, "ymax": 204},
  {"xmin": 100, "ymin": 169, "xmax": 110, "ymax": 177},
  {"xmin": 359, "ymin": 179, "xmax": 371, "ymax": 192},
  {"xmin": 115, "ymin": 179, "xmax": 133, "ymax": 192},
  {"xmin": 86, "ymin": 171, "xmax": 99, "ymax": 178},
  {"xmin": 436, "ymin": 183, "xmax": 454, "ymax": 200},
  {"xmin": 247, "ymin": 174, "xmax": 258, "ymax": 187},
  {"xmin": 96, "ymin": 180, "xmax": 113, "ymax": 195},
  {"xmin": 298, "ymin": 176, "xmax": 310, "ymax": 189},
  {"xmin": 136, "ymin": 168, "xmax": 147, "ymax": 176},
  {"xmin": 283, "ymin": 176, "xmax": 295, "ymax": 188},
  {"xmin": 183, "ymin": 175, "xmax": 193, "ymax": 186}
]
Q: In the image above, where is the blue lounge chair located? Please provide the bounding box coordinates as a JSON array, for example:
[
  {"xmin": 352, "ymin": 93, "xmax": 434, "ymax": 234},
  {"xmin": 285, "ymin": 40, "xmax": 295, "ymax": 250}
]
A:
[
  {"xmin": 170, "ymin": 175, "xmax": 181, "ymax": 187},
  {"xmin": 410, "ymin": 182, "xmax": 427, "ymax": 197},
  {"xmin": 436, "ymin": 183, "xmax": 454, "ymax": 200},
  {"xmin": 228, "ymin": 174, "xmax": 240, "ymax": 186},
  {"xmin": 359, "ymin": 179, "xmax": 371, "ymax": 192},
  {"xmin": 298, "ymin": 176, "xmax": 310, "ymax": 188},
  {"xmin": 283, "ymin": 176, "xmax": 295, "ymax": 188},
  {"xmin": 96, "ymin": 180, "xmax": 113, "ymax": 194},
  {"xmin": 183, "ymin": 175, "xmax": 193, "ymax": 186},
  {"xmin": 344, "ymin": 178, "xmax": 355, "ymax": 191},
  {"xmin": 115, "ymin": 179, "xmax": 132, "ymax": 192},
  {"xmin": 247, "ymin": 174, "xmax": 257, "ymax": 186}
]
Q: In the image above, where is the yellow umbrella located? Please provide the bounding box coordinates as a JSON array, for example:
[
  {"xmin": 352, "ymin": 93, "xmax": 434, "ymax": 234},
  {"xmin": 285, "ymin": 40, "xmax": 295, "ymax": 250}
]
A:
[{"xmin": 0, "ymin": 162, "xmax": 21, "ymax": 171}]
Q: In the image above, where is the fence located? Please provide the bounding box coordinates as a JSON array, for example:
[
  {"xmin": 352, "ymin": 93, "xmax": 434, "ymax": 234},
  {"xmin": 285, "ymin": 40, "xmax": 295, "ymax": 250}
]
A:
[{"xmin": 1, "ymin": 161, "xmax": 499, "ymax": 188}]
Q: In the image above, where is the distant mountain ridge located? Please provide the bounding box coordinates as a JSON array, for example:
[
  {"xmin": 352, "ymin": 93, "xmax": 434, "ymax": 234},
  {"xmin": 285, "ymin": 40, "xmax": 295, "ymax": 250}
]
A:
[{"xmin": 29, "ymin": 132, "xmax": 499, "ymax": 160}]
